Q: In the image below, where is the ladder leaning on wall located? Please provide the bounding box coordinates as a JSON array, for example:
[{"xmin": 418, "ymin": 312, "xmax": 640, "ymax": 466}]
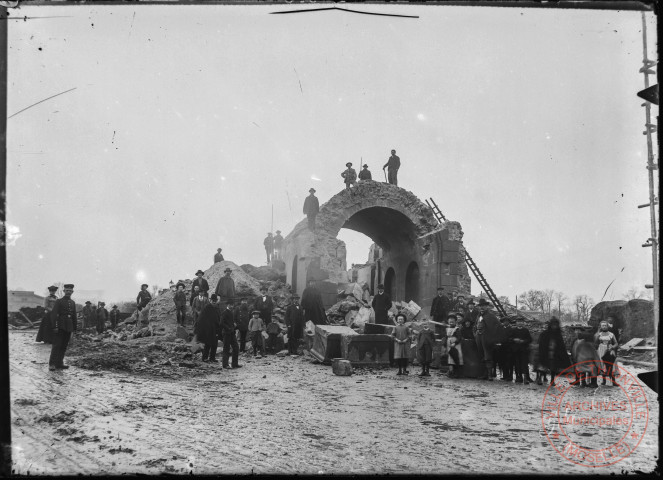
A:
[{"xmin": 425, "ymin": 197, "xmax": 508, "ymax": 318}]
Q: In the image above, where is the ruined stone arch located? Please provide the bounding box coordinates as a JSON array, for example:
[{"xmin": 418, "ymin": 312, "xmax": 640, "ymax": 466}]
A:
[{"xmin": 282, "ymin": 181, "xmax": 470, "ymax": 310}]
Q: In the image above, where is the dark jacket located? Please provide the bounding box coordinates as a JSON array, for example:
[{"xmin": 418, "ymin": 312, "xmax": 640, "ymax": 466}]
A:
[
  {"xmin": 303, "ymin": 195, "xmax": 319, "ymax": 216},
  {"xmin": 417, "ymin": 328, "xmax": 435, "ymax": 363},
  {"xmin": 474, "ymin": 310, "xmax": 506, "ymax": 348},
  {"xmin": 195, "ymin": 304, "xmax": 221, "ymax": 344},
  {"xmin": 383, "ymin": 155, "xmax": 400, "ymax": 171},
  {"xmin": 430, "ymin": 295, "xmax": 450, "ymax": 321},
  {"xmin": 220, "ymin": 308, "xmax": 236, "ymax": 333},
  {"xmin": 51, "ymin": 296, "xmax": 77, "ymax": 332},
  {"xmin": 215, "ymin": 276, "xmax": 236, "ymax": 300},
  {"xmin": 273, "ymin": 234, "xmax": 284, "ymax": 249},
  {"xmin": 508, "ymin": 326, "xmax": 532, "ymax": 352},
  {"xmin": 285, "ymin": 304, "xmax": 305, "ymax": 329},
  {"xmin": 255, "ymin": 295, "xmax": 274, "ymax": 322},
  {"xmin": 173, "ymin": 290, "xmax": 187, "ymax": 307},
  {"xmin": 358, "ymin": 169, "xmax": 372, "ymax": 181},
  {"xmin": 137, "ymin": 290, "xmax": 152, "ymax": 308},
  {"xmin": 301, "ymin": 286, "xmax": 328, "ymax": 325},
  {"xmin": 192, "ymin": 277, "xmax": 210, "ymax": 294},
  {"xmin": 539, "ymin": 327, "xmax": 572, "ymax": 371},
  {"xmin": 214, "ymin": 252, "xmax": 224, "ymax": 263},
  {"xmin": 109, "ymin": 308, "xmax": 121, "ymax": 325},
  {"xmin": 234, "ymin": 304, "xmax": 251, "ymax": 331}
]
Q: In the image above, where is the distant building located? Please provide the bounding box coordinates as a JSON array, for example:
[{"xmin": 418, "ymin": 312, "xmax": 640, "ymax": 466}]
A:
[{"xmin": 8, "ymin": 291, "xmax": 44, "ymax": 312}]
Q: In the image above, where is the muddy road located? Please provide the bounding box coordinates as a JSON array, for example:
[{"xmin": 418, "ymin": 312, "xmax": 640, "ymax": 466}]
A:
[{"xmin": 9, "ymin": 330, "xmax": 659, "ymax": 475}]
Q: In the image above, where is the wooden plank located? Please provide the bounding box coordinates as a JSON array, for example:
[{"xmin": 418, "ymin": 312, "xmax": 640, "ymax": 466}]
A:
[{"xmin": 620, "ymin": 338, "xmax": 645, "ymax": 350}]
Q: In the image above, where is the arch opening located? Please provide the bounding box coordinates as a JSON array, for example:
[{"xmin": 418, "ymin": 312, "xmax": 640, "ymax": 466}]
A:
[
  {"xmin": 384, "ymin": 267, "xmax": 395, "ymax": 299},
  {"xmin": 404, "ymin": 261, "xmax": 420, "ymax": 304}
]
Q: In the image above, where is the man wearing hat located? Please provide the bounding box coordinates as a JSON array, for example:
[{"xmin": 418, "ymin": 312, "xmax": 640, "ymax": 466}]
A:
[
  {"xmin": 215, "ymin": 267, "xmax": 236, "ymax": 305},
  {"xmin": 508, "ymin": 316, "xmax": 532, "ymax": 384},
  {"xmin": 36, "ymin": 285, "xmax": 58, "ymax": 343},
  {"xmin": 285, "ymin": 294, "xmax": 305, "ymax": 355},
  {"xmin": 192, "ymin": 270, "xmax": 210, "ymax": 298},
  {"xmin": 371, "ymin": 283, "xmax": 392, "ymax": 325},
  {"xmin": 195, "ymin": 294, "xmax": 222, "ymax": 363},
  {"xmin": 466, "ymin": 299, "xmax": 479, "ymax": 325},
  {"xmin": 234, "ymin": 297, "xmax": 251, "ymax": 352},
  {"xmin": 273, "ymin": 230, "xmax": 284, "ymax": 261},
  {"xmin": 49, "ymin": 284, "xmax": 77, "ymax": 370},
  {"xmin": 263, "ymin": 232, "xmax": 274, "ymax": 264},
  {"xmin": 302, "ymin": 188, "xmax": 319, "ymax": 231},
  {"xmin": 474, "ymin": 298, "xmax": 506, "ymax": 380},
  {"xmin": 341, "ymin": 162, "xmax": 357, "ymax": 191},
  {"xmin": 302, "ymin": 279, "xmax": 329, "ymax": 325},
  {"xmin": 96, "ymin": 302, "xmax": 109, "ymax": 334},
  {"xmin": 192, "ymin": 287, "xmax": 210, "ymax": 329},
  {"xmin": 255, "ymin": 286, "xmax": 274, "ymax": 325},
  {"xmin": 214, "ymin": 248, "xmax": 224, "ymax": 264},
  {"xmin": 220, "ymin": 299, "xmax": 241, "ymax": 368},
  {"xmin": 173, "ymin": 282, "xmax": 188, "ymax": 326},
  {"xmin": 430, "ymin": 287, "xmax": 451, "ymax": 334},
  {"xmin": 137, "ymin": 283, "xmax": 152, "ymax": 313},
  {"xmin": 82, "ymin": 300, "xmax": 94, "ymax": 330},
  {"xmin": 109, "ymin": 305, "xmax": 121, "ymax": 329},
  {"xmin": 358, "ymin": 164, "xmax": 372, "ymax": 181},
  {"xmin": 452, "ymin": 293, "xmax": 469, "ymax": 318},
  {"xmin": 382, "ymin": 149, "xmax": 401, "ymax": 186}
]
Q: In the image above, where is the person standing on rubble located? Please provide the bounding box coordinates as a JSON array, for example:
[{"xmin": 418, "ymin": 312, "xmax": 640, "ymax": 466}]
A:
[
  {"xmin": 136, "ymin": 284, "xmax": 152, "ymax": 320},
  {"xmin": 220, "ymin": 299, "xmax": 241, "ymax": 368},
  {"xmin": 234, "ymin": 297, "xmax": 251, "ymax": 353},
  {"xmin": 341, "ymin": 162, "xmax": 357, "ymax": 191},
  {"xmin": 173, "ymin": 282, "xmax": 188, "ymax": 326},
  {"xmin": 215, "ymin": 267, "xmax": 236, "ymax": 305},
  {"xmin": 36, "ymin": 285, "xmax": 58, "ymax": 344},
  {"xmin": 196, "ymin": 294, "xmax": 222, "ymax": 363},
  {"xmin": 96, "ymin": 302, "xmax": 108, "ymax": 334},
  {"xmin": 109, "ymin": 305, "xmax": 121, "ymax": 330},
  {"xmin": 371, "ymin": 283, "xmax": 392, "ymax": 325},
  {"xmin": 358, "ymin": 164, "xmax": 372, "ymax": 181},
  {"xmin": 302, "ymin": 279, "xmax": 328, "ymax": 325},
  {"xmin": 255, "ymin": 286, "xmax": 274, "ymax": 325},
  {"xmin": 82, "ymin": 301, "xmax": 93, "ymax": 330},
  {"xmin": 273, "ymin": 230, "xmax": 284, "ymax": 260},
  {"xmin": 264, "ymin": 233, "xmax": 274, "ymax": 264},
  {"xmin": 285, "ymin": 294, "xmax": 305, "ymax": 355},
  {"xmin": 383, "ymin": 149, "xmax": 401, "ymax": 186},
  {"xmin": 48, "ymin": 284, "xmax": 77, "ymax": 371},
  {"xmin": 214, "ymin": 248, "xmax": 224, "ymax": 264},
  {"xmin": 302, "ymin": 188, "xmax": 319, "ymax": 231},
  {"xmin": 192, "ymin": 270, "xmax": 210, "ymax": 297}
]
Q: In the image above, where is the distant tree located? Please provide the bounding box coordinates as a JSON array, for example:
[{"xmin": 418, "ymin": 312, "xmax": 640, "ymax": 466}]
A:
[
  {"xmin": 517, "ymin": 289, "xmax": 545, "ymax": 311},
  {"xmin": 553, "ymin": 291, "xmax": 567, "ymax": 314},
  {"xmin": 497, "ymin": 296, "xmax": 510, "ymax": 306},
  {"xmin": 573, "ymin": 295, "xmax": 594, "ymax": 322},
  {"xmin": 542, "ymin": 289, "xmax": 556, "ymax": 315},
  {"xmin": 623, "ymin": 287, "xmax": 652, "ymax": 301},
  {"xmin": 151, "ymin": 284, "xmax": 159, "ymax": 297}
]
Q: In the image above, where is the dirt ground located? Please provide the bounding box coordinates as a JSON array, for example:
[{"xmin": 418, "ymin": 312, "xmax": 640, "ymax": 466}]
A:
[{"xmin": 9, "ymin": 330, "xmax": 659, "ymax": 475}]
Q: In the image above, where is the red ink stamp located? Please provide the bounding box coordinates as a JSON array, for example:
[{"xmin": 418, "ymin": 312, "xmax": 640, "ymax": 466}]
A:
[{"xmin": 540, "ymin": 361, "xmax": 650, "ymax": 468}]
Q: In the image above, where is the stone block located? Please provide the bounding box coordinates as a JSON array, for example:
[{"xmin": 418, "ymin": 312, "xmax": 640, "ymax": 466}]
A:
[
  {"xmin": 442, "ymin": 240, "xmax": 460, "ymax": 252},
  {"xmin": 332, "ymin": 358, "xmax": 353, "ymax": 376},
  {"xmin": 341, "ymin": 334, "xmax": 391, "ymax": 366},
  {"xmin": 441, "ymin": 251, "xmax": 460, "ymax": 263},
  {"xmin": 439, "ymin": 274, "xmax": 460, "ymax": 287},
  {"xmin": 310, "ymin": 325, "xmax": 358, "ymax": 364},
  {"xmin": 449, "ymin": 263, "xmax": 461, "ymax": 275},
  {"xmin": 176, "ymin": 326, "xmax": 189, "ymax": 340}
]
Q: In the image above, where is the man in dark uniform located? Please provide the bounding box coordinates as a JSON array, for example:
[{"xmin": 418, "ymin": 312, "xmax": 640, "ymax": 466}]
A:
[
  {"xmin": 254, "ymin": 286, "xmax": 274, "ymax": 325},
  {"xmin": 358, "ymin": 164, "xmax": 372, "ymax": 181},
  {"xmin": 371, "ymin": 283, "xmax": 392, "ymax": 325},
  {"xmin": 302, "ymin": 188, "xmax": 319, "ymax": 231},
  {"xmin": 136, "ymin": 283, "xmax": 152, "ymax": 319},
  {"xmin": 264, "ymin": 233, "xmax": 274, "ymax": 263},
  {"xmin": 109, "ymin": 305, "xmax": 121, "ymax": 329},
  {"xmin": 49, "ymin": 283, "xmax": 77, "ymax": 370},
  {"xmin": 214, "ymin": 248, "xmax": 224, "ymax": 263},
  {"xmin": 220, "ymin": 299, "xmax": 241, "ymax": 369},
  {"xmin": 192, "ymin": 270, "xmax": 209, "ymax": 297},
  {"xmin": 273, "ymin": 230, "xmax": 284, "ymax": 260},
  {"xmin": 214, "ymin": 267, "xmax": 236, "ymax": 304},
  {"xmin": 285, "ymin": 294, "xmax": 305, "ymax": 355},
  {"xmin": 383, "ymin": 149, "xmax": 401, "ymax": 186}
]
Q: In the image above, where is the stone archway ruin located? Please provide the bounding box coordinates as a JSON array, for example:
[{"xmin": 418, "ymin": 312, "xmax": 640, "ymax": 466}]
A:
[{"xmin": 282, "ymin": 181, "xmax": 471, "ymax": 311}]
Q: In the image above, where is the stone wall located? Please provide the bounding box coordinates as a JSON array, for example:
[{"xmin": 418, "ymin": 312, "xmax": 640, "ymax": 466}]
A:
[{"xmin": 589, "ymin": 299, "xmax": 655, "ymax": 342}]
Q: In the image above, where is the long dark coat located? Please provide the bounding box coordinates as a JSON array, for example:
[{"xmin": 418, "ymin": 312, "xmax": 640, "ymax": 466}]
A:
[
  {"xmin": 301, "ymin": 286, "xmax": 328, "ymax": 325},
  {"xmin": 214, "ymin": 276, "xmax": 236, "ymax": 301},
  {"xmin": 234, "ymin": 304, "xmax": 251, "ymax": 331},
  {"xmin": 430, "ymin": 295, "xmax": 450, "ymax": 322},
  {"xmin": 417, "ymin": 329, "xmax": 435, "ymax": 363},
  {"xmin": 254, "ymin": 295, "xmax": 274, "ymax": 323},
  {"xmin": 538, "ymin": 327, "xmax": 571, "ymax": 372},
  {"xmin": 195, "ymin": 304, "xmax": 221, "ymax": 345},
  {"xmin": 285, "ymin": 304, "xmax": 305, "ymax": 340},
  {"xmin": 303, "ymin": 195, "xmax": 319, "ymax": 216},
  {"xmin": 220, "ymin": 308, "xmax": 236, "ymax": 334},
  {"xmin": 371, "ymin": 293, "xmax": 392, "ymax": 324}
]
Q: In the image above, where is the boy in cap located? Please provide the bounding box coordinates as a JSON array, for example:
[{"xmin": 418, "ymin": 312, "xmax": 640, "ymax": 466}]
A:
[
  {"xmin": 109, "ymin": 305, "xmax": 121, "ymax": 329},
  {"xmin": 303, "ymin": 188, "xmax": 319, "ymax": 231},
  {"xmin": 417, "ymin": 320, "xmax": 435, "ymax": 376},
  {"xmin": 173, "ymin": 282, "xmax": 187, "ymax": 326},
  {"xmin": 36, "ymin": 285, "xmax": 58, "ymax": 343},
  {"xmin": 341, "ymin": 162, "xmax": 357, "ymax": 191},
  {"xmin": 136, "ymin": 283, "xmax": 152, "ymax": 320},
  {"xmin": 247, "ymin": 310, "xmax": 265, "ymax": 357},
  {"xmin": 49, "ymin": 284, "xmax": 77, "ymax": 370},
  {"xmin": 358, "ymin": 164, "xmax": 372, "ymax": 181}
]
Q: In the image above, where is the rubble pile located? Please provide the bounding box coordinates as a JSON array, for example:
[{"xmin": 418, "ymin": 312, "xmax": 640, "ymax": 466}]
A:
[
  {"xmin": 9, "ymin": 306, "xmax": 47, "ymax": 328},
  {"xmin": 240, "ymin": 264, "xmax": 286, "ymax": 283}
]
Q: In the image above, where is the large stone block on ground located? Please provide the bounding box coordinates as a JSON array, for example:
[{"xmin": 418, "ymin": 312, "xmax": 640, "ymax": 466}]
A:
[
  {"xmin": 310, "ymin": 325, "xmax": 357, "ymax": 364},
  {"xmin": 332, "ymin": 358, "xmax": 353, "ymax": 376},
  {"xmin": 589, "ymin": 299, "xmax": 654, "ymax": 342},
  {"xmin": 341, "ymin": 334, "xmax": 391, "ymax": 366}
]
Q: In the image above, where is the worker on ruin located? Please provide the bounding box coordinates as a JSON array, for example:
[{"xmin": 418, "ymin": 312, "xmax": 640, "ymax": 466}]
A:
[
  {"xmin": 273, "ymin": 230, "xmax": 284, "ymax": 261},
  {"xmin": 192, "ymin": 270, "xmax": 210, "ymax": 297},
  {"xmin": 36, "ymin": 285, "xmax": 58, "ymax": 344},
  {"xmin": 220, "ymin": 299, "xmax": 241, "ymax": 369},
  {"xmin": 215, "ymin": 267, "xmax": 236, "ymax": 305},
  {"xmin": 136, "ymin": 283, "xmax": 152, "ymax": 320},
  {"xmin": 302, "ymin": 279, "xmax": 328, "ymax": 325},
  {"xmin": 371, "ymin": 283, "xmax": 392, "ymax": 325},
  {"xmin": 285, "ymin": 294, "xmax": 305, "ymax": 355},
  {"xmin": 255, "ymin": 286, "xmax": 274, "ymax": 325},
  {"xmin": 96, "ymin": 302, "xmax": 108, "ymax": 334},
  {"xmin": 173, "ymin": 282, "xmax": 187, "ymax": 326},
  {"xmin": 341, "ymin": 162, "xmax": 357, "ymax": 191},
  {"xmin": 264, "ymin": 232, "xmax": 274, "ymax": 264},
  {"xmin": 214, "ymin": 248, "xmax": 224, "ymax": 264},
  {"xmin": 358, "ymin": 164, "xmax": 372, "ymax": 181},
  {"xmin": 234, "ymin": 297, "xmax": 251, "ymax": 353},
  {"xmin": 109, "ymin": 305, "xmax": 121, "ymax": 330},
  {"xmin": 383, "ymin": 149, "xmax": 401, "ymax": 186},
  {"xmin": 474, "ymin": 298, "xmax": 505, "ymax": 381},
  {"xmin": 430, "ymin": 287, "xmax": 450, "ymax": 335},
  {"xmin": 302, "ymin": 188, "xmax": 319, "ymax": 231},
  {"xmin": 48, "ymin": 283, "xmax": 77, "ymax": 371}
]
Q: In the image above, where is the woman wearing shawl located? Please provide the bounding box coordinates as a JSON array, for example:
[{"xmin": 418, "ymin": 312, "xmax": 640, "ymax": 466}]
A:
[{"xmin": 537, "ymin": 317, "xmax": 571, "ymax": 386}]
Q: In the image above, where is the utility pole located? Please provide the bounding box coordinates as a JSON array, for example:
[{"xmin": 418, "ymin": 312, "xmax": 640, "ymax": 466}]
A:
[{"xmin": 638, "ymin": 11, "xmax": 659, "ymax": 344}]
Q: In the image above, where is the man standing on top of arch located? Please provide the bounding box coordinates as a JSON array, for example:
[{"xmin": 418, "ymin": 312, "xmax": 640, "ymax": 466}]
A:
[{"xmin": 383, "ymin": 149, "xmax": 401, "ymax": 186}]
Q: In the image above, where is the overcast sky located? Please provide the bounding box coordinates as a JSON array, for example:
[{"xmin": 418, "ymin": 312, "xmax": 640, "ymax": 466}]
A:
[{"xmin": 6, "ymin": 3, "xmax": 658, "ymax": 304}]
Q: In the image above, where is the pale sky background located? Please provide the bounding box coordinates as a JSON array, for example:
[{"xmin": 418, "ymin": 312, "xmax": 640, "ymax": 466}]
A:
[{"xmin": 6, "ymin": 4, "xmax": 658, "ymax": 304}]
